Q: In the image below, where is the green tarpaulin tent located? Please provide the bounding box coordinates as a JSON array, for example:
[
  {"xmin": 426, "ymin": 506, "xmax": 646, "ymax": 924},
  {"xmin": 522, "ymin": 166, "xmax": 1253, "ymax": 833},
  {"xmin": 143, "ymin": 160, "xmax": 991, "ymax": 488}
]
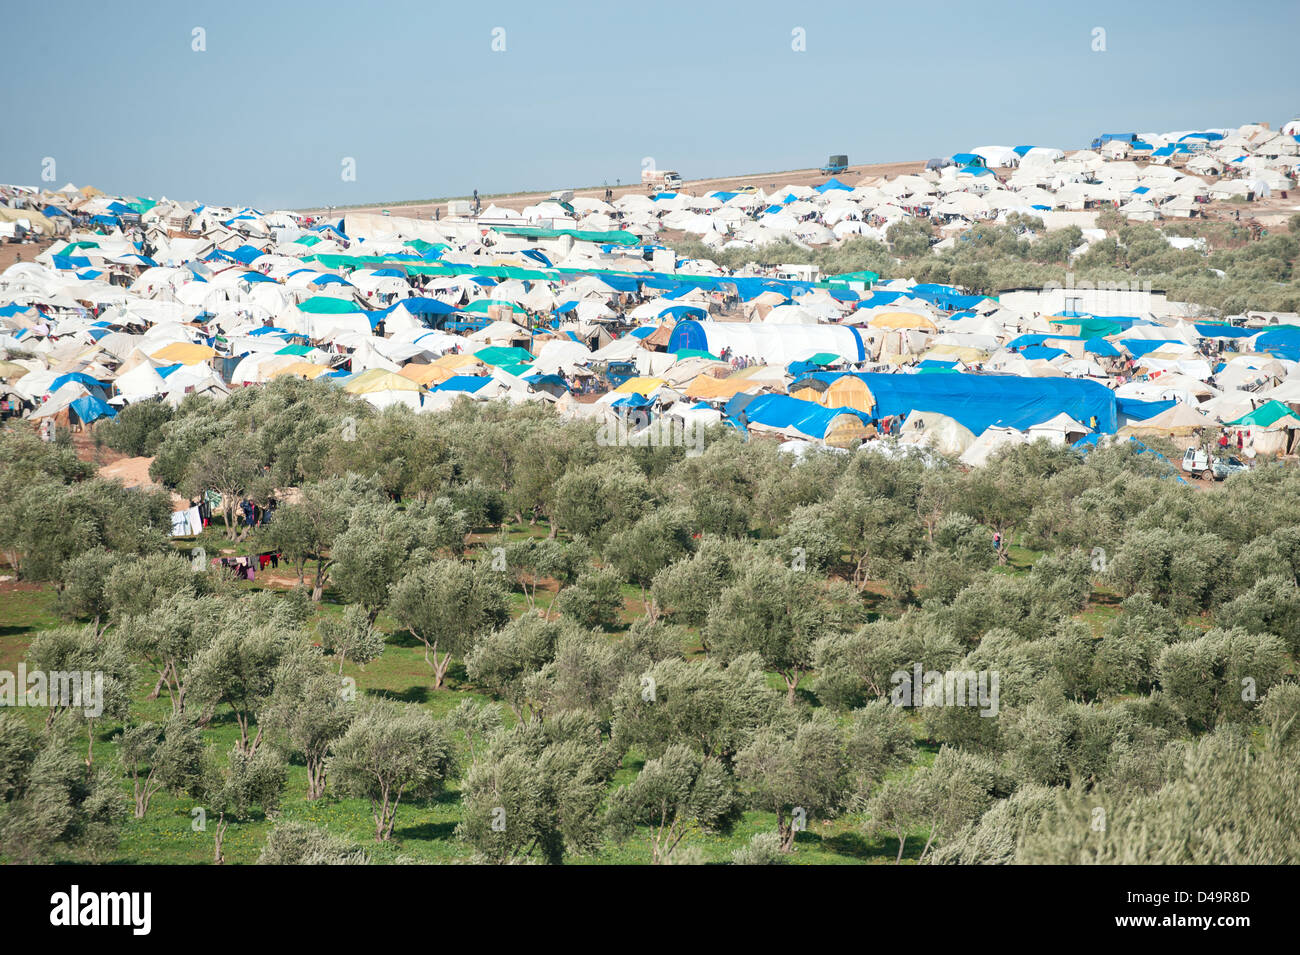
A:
[
  {"xmin": 474, "ymin": 346, "xmax": 534, "ymax": 366},
  {"xmin": 298, "ymin": 296, "xmax": 362, "ymax": 314},
  {"xmin": 490, "ymin": 225, "xmax": 639, "ymax": 246},
  {"xmin": 672, "ymin": 348, "xmax": 721, "ymax": 360},
  {"xmin": 1050, "ymin": 316, "xmax": 1124, "ymax": 338},
  {"xmin": 1228, "ymin": 399, "xmax": 1300, "ymax": 428}
]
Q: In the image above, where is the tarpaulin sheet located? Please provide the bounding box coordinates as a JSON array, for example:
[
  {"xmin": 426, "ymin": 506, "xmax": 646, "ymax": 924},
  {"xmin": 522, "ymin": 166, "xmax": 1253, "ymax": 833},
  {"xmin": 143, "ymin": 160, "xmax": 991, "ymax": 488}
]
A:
[
  {"xmin": 741, "ymin": 393, "xmax": 872, "ymax": 439},
  {"xmin": 844, "ymin": 372, "xmax": 1118, "ymax": 433}
]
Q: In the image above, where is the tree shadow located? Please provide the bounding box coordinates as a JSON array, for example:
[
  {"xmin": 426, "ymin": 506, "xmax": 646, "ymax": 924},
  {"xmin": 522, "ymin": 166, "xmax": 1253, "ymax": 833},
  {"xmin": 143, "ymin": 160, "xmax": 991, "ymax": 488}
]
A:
[
  {"xmin": 392, "ymin": 820, "xmax": 458, "ymax": 842},
  {"xmin": 384, "ymin": 629, "xmax": 421, "ymax": 650},
  {"xmin": 366, "ymin": 684, "xmax": 430, "ymax": 704}
]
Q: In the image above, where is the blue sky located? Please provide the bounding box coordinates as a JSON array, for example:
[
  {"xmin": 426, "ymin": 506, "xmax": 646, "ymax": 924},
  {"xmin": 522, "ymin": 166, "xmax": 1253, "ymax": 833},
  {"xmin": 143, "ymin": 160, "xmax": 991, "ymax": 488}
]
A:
[{"xmin": 4, "ymin": 0, "xmax": 1297, "ymax": 209}]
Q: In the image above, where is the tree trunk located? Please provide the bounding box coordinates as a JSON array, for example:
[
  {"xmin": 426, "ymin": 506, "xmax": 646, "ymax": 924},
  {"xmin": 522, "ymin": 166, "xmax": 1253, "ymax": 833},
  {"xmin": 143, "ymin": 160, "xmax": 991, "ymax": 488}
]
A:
[
  {"xmin": 213, "ymin": 815, "xmax": 227, "ymax": 864},
  {"xmin": 133, "ymin": 779, "xmax": 151, "ymax": 819},
  {"xmin": 783, "ymin": 672, "xmax": 800, "ymax": 705},
  {"xmin": 433, "ymin": 651, "xmax": 452, "ymax": 691},
  {"xmin": 778, "ymin": 813, "xmax": 797, "ymax": 853},
  {"xmin": 307, "ymin": 758, "xmax": 327, "ymax": 800},
  {"xmin": 147, "ymin": 662, "xmax": 170, "ymax": 701}
]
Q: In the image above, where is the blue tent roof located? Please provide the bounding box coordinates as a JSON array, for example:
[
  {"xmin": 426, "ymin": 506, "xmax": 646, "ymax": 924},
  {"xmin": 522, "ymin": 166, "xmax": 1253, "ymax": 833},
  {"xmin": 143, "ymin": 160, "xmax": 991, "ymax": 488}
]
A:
[
  {"xmin": 741, "ymin": 394, "xmax": 872, "ymax": 439},
  {"xmin": 49, "ymin": 372, "xmax": 104, "ymax": 393},
  {"xmin": 799, "ymin": 372, "xmax": 1118, "ymax": 434},
  {"xmin": 1007, "ymin": 333, "xmax": 1087, "ymax": 349},
  {"xmin": 1253, "ymin": 326, "xmax": 1300, "ymax": 361},
  {"xmin": 1019, "ymin": 345, "xmax": 1067, "ymax": 360},
  {"xmin": 383, "ymin": 297, "xmax": 455, "ymax": 316},
  {"xmin": 908, "ymin": 284, "xmax": 986, "ymax": 311},
  {"xmin": 436, "ymin": 375, "xmax": 492, "ymax": 393},
  {"xmin": 522, "ymin": 373, "xmax": 568, "ymax": 391},
  {"xmin": 1194, "ymin": 323, "xmax": 1253, "ymax": 339},
  {"xmin": 230, "ymin": 244, "xmax": 264, "ymax": 265},
  {"xmin": 657, "ymin": 304, "xmax": 707, "ymax": 320},
  {"xmin": 815, "ymin": 177, "xmax": 852, "ymax": 193},
  {"xmin": 1117, "ymin": 397, "xmax": 1176, "ymax": 422},
  {"xmin": 1084, "ymin": 337, "xmax": 1121, "ymax": 357},
  {"xmin": 69, "ymin": 395, "xmax": 116, "ymax": 424}
]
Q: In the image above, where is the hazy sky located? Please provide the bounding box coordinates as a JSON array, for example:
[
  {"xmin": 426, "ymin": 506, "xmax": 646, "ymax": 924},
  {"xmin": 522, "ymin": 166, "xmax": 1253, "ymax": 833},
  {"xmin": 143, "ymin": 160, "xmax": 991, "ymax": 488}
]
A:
[{"xmin": 4, "ymin": 0, "xmax": 1297, "ymax": 209}]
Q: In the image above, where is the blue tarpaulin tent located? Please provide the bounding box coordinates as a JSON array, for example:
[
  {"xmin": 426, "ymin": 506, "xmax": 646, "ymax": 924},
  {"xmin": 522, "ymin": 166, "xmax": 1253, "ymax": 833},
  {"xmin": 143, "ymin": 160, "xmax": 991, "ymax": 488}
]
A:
[
  {"xmin": 1085, "ymin": 338, "xmax": 1121, "ymax": 357},
  {"xmin": 815, "ymin": 177, "xmax": 853, "ymax": 193},
  {"xmin": 49, "ymin": 372, "xmax": 105, "ymax": 394},
  {"xmin": 1194, "ymin": 324, "xmax": 1253, "ymax": 339},
  {"xmin": 1019, "ymin": 345, "xmax": 1067, "ymax": 360},
  {"xmin": 69, "ymin": 395, "xmax": 116, "ymax": 424},
  {"xmin": 803, "ymin": 372, "xmax": 1118, "ymax": 434},
  {"xmin": 741, "ymin": 394, "xmax": 872, "ymax": 439},
  {"xmin": 1116, "ymin": 397, "xmax": 1176, "ymax": 423},
  {"xmin": 1008, "ymin": 333, "xmax": 1086, "ymax": 349},
  {"xmin": 435, "ymin": 375, "xmax": 492, "ymax": 393}
]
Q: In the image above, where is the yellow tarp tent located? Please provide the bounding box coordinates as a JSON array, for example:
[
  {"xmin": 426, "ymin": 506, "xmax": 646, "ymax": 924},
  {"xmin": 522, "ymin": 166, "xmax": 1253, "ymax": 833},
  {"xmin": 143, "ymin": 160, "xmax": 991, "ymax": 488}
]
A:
[
  {"xmin": 922, "ymin": 344, "xmax": 987, "ymax": 363},
  {"xmin": 149, "ymin": 342, "xmax": 216, "ymax": 365},
  {"xmin": 431, "ymin": 352, "xmax": 484, "ymax": 371},
  {"xmin": 269, "ymin": 362, "xmax": 331, "ymax": 380},
  {"xmin": 867, "ymin": 312, "xmax": 937, "ymax": 331},
  {"xmin": 790, "ymin": 375, "xmax": 874, "ymax": 413},
  {"xmin": 400, "ymin": 363, "xmax": 455, "ymax": 386},
  {"xmin": 614, "ymin": 376, "xmax": 665, "ymax": 397},
  {"xmin": 684, "ymin": 376, "xmax": 760, "ymax": 401},
  {"xmin": 343, "ymin": 368, "xmax": 421, "ymax": 395}
]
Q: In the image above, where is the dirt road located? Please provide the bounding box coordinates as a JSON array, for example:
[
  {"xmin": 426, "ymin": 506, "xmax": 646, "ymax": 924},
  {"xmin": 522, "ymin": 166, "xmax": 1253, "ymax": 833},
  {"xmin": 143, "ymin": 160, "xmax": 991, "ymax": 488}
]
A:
[{"xmin": 303, "ymin": 160, "xmax": 926, "ymax": 219}]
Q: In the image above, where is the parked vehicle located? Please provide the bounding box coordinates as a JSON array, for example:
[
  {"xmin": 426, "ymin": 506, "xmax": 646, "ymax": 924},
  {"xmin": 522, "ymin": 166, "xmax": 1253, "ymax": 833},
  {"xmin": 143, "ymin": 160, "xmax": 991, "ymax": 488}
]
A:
[
  {"xmin": 595, "ymin": 360, "xmax": 638, "ymax": 389},
  {"xmin": 642, "ymin": 169, "xmax": 683, "ymax": 191},
  {"xmin": 1089, "ymin": 133, "xmax": 1137, "ymax": 150},
  {"xmin": 1182, "ymin": 448, "xmax": 1249, "ymax": 481},
  {"xmin": 821, "ymin": 154, "xmax": 848, "ymax": 174}
]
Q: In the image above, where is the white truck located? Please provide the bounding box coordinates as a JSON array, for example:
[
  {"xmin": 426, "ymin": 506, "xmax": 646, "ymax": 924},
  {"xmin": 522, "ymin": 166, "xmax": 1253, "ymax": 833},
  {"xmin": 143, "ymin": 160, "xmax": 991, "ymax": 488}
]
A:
[
  {"xmin": 1181, "ymin": 448, "xmax": 1249, "ymax": 481},
  {"xmin": 642, "ymin": 169, "xmax": 684, "ymax": 191}
]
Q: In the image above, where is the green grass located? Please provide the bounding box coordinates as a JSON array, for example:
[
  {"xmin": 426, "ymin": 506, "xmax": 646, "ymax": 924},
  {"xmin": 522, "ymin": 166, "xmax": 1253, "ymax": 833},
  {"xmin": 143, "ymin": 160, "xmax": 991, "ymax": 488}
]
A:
[{"xmin": 0, "ymin": 525, "xmax": 1078, "ymax": 865}]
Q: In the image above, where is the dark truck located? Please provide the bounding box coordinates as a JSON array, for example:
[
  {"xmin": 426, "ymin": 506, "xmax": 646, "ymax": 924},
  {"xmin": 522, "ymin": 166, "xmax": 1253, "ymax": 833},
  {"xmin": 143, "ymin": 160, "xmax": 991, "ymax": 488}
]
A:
[
  {"xmin": 594, "ymin": 360, "xmax": 638, "ymax": 390},
  {"xmin": 821, "ymin": 154, "xmax": 848, "ymax": 174},
  {"xmin": 1089, "ymin": 133, "xmax": 1137, "ymax": 150}
]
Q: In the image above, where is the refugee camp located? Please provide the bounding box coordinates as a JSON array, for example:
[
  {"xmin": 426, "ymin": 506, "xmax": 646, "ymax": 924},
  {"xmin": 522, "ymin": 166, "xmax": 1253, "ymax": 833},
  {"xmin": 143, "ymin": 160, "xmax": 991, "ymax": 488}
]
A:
[{"xmin": 1, "ymin": 0, "xmax": 1299, "ymax": 896}]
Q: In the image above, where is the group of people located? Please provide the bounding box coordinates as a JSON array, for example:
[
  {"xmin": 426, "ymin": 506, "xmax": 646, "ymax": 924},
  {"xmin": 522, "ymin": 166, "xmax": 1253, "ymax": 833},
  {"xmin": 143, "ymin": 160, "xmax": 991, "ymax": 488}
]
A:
[
  {"xmin": 211, "ymin": 551, "xmax": 282, "ymax": 582},
  {"xmin": 719, "ymin": 346, "xmax": 758, "ymax": 370},
  {"xmin": 1218, "ymin": 428, "xmax": 1252, "ymax": 455}
]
